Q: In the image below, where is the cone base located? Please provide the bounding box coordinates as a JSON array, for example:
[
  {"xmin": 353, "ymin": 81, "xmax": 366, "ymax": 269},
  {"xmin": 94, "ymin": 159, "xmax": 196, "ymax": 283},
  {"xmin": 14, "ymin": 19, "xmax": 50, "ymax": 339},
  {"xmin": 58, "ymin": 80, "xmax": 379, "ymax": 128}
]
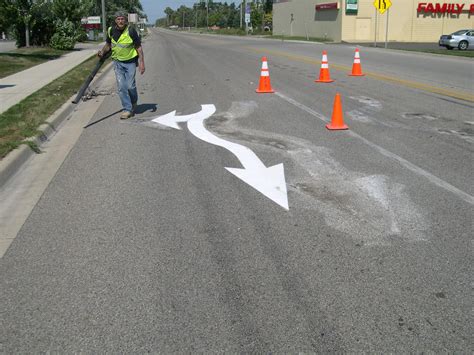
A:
[
  {"xmin": 349, "ymin": 73, "xmax": 365, "ymax": 76},
  {"xmin": 315, "ymin": 79, "xmax": 334, "ymax": 83},
  {"xmin": 326, "ymin": 123, "xmax": 348, "ymax": 130},
  {"xmin": 256, "ymin": 89, "xmax": 275, "ymax": 93}
]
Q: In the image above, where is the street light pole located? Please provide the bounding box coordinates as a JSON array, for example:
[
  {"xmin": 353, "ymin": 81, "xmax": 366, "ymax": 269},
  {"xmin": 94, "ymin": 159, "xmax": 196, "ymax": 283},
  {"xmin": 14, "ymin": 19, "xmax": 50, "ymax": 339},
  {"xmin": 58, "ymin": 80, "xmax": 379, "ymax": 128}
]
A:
[{"xmin": 101, "ymin": 0, "xmax": 106, "ymax": 40}]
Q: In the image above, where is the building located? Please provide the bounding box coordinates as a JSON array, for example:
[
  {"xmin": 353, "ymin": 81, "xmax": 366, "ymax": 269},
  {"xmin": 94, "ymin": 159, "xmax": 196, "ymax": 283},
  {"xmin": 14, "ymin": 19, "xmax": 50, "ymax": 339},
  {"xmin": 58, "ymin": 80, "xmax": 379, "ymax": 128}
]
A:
[{"xmin": 273, "ymin": 0, "xmax": 474, "ymax": 42}]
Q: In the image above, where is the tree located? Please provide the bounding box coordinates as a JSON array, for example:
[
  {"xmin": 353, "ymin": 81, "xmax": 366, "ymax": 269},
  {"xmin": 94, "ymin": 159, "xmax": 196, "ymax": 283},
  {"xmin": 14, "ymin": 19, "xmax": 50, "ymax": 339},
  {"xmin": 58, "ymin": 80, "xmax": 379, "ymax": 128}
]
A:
[
  {"xmin": 0, "ymin": 0, "xmax": 55, "ymax": 47},
  {"xmin": 52, "ymin": 0, "xmax": 91, "ymax": 24},
  {"xmin": 154, "ymin": 1, "xmax": 268, "ymax": 32},
  {"xmin": 50, "ymin": 19, "xmax": 78, "ymax": 49},
  {"xmin": 0, "ymin": 0, "xmax": 13, "ymax": 35},
  {"xmin": 164, "ymin": 7, "xmax": 174, "ymax": 26},
  {"xmin": 263, "ymin": 0, "xmax": 272, "ymax": 13}
]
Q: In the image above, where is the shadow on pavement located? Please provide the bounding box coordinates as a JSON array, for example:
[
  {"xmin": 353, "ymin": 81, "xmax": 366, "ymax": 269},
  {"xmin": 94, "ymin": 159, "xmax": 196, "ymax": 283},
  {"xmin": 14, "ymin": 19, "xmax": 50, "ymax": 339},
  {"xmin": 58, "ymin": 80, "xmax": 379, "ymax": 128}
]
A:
[
  {"xmin": 83, "ymin": 109, "xmax": 122, "ymax": 129},
  {"xmin": 0, "ymin": 52, "xmax": 64, "ymax": 60},
  {"xmin": 134, "ymin": 103, "xmax": 157, "ymax": 114}
]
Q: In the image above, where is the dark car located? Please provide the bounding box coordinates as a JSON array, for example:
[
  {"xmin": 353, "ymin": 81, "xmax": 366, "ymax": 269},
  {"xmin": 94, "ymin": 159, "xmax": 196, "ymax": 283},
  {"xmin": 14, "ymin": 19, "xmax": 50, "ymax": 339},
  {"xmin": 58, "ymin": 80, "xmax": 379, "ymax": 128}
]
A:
[{"xmin": 439, "ymin": 29, "xmax": 474, "ymax": 50}]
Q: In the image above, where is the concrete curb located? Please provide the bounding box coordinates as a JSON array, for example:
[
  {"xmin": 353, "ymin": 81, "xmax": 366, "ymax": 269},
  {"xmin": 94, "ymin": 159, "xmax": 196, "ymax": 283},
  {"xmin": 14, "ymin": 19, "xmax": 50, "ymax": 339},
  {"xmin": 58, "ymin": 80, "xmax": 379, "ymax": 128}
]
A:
[{"xmin": 0, "ymin": 60, "xmax": 114, "ymax": 188}]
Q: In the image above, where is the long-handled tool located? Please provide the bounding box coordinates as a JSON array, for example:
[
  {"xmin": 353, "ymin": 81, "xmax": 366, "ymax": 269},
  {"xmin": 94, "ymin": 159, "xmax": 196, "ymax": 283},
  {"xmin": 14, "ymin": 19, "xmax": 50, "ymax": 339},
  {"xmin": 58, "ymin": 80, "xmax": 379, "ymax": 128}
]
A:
[{"xmin": 72, "ymin": 51, "xmax": 111, "ymax": 104}]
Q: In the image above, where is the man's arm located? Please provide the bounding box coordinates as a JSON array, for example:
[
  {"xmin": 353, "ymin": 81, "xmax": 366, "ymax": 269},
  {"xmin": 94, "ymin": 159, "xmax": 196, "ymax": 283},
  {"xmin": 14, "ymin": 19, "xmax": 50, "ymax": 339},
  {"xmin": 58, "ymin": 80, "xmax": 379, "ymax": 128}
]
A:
[
  {"xmin": 98, "ymin": 43, "xmax": 111, "ymax": 58},
  {"xmin": 136, "ymin": 45, "xmax": 145, "ymax": 75},
  {"xmin": 130, "ymin": 27, "xmax": 145, "ymax": 75}
]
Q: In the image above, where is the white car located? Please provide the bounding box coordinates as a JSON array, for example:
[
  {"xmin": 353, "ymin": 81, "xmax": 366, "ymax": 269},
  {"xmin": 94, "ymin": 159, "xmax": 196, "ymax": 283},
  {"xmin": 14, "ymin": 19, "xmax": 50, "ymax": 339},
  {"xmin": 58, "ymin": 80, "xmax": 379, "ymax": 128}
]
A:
[{"xmin": 439, "ymin": 29, "xmax": 474, "ymax": 50}]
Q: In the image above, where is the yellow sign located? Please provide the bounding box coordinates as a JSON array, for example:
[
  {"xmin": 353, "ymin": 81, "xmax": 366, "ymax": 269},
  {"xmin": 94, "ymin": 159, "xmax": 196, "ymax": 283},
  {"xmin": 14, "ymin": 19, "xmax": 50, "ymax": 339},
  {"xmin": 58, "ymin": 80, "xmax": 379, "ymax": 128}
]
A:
[{"xmin": 373, "ymin": 0, "xmax": 392, "ymax": 14}]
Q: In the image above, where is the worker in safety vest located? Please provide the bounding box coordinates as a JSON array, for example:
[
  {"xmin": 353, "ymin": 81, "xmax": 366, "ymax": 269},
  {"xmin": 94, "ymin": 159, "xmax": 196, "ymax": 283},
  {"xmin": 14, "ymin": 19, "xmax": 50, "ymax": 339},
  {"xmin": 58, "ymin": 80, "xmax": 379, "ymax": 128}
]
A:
[{"xmin": 98, "ymin": 11, "xmax": 145, "ymax": 119}]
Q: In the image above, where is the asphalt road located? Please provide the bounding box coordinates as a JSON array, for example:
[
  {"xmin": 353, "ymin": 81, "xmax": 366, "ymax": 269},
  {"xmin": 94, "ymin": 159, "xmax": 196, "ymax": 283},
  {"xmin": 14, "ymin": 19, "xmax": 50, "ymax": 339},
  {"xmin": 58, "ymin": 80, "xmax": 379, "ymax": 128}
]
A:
[{"xmin": 1, "ymin": 29, "xmax": 473, "ymax": 352}]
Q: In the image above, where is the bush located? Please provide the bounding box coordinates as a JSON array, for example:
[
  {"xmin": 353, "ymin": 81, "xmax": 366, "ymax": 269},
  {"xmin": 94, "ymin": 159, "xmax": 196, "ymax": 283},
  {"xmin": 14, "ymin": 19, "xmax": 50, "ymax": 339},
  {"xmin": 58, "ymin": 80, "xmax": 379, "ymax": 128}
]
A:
[
  {"xmin": 76, "ymin": 27, "xmax": 88, "ymax": 42},
  {"xmin": 50, "ymin": 19, "xmax": 77, "ymax": 50}
]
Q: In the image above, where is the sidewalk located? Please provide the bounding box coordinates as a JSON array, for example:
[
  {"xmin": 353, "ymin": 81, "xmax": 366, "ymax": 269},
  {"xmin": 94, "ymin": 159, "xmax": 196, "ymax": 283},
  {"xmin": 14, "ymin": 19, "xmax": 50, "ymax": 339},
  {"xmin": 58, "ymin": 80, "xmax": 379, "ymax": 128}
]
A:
[{"xmin": 0, "ymin": 42, "xmax": 101, "ymax": 114}]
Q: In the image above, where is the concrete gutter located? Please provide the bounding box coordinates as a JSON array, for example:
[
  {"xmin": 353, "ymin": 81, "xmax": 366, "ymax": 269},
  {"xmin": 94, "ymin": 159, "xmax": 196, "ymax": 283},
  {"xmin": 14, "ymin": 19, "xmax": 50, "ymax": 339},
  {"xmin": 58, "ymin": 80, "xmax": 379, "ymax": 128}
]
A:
[{"xmin": 0, "ymin": 61, "xmax": 113, "ymax": 188}]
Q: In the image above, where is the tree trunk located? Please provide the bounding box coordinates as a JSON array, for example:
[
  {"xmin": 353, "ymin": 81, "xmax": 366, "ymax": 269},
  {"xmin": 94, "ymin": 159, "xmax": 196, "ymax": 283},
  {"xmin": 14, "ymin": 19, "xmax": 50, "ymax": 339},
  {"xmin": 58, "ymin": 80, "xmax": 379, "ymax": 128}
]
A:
[{"xmin": 25, "ymin": 22, "xmax": 30, "ymax": 47}]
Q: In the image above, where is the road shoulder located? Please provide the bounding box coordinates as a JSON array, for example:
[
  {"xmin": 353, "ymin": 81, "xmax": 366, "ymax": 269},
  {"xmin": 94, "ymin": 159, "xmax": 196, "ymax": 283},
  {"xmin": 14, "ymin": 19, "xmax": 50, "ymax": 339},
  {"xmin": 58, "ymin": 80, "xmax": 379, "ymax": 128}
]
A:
[{"xmin": 0, "ymin": 66, "xmax": 114, "ymax": 258}]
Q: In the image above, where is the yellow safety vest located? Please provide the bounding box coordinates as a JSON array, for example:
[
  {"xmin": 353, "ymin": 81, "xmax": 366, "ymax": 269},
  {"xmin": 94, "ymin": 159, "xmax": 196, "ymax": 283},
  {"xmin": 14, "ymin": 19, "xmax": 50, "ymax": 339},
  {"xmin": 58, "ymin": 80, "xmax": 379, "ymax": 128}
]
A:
[{"xmin": 108, "ymin": 26, "xmax": 138, "ymax": 61}]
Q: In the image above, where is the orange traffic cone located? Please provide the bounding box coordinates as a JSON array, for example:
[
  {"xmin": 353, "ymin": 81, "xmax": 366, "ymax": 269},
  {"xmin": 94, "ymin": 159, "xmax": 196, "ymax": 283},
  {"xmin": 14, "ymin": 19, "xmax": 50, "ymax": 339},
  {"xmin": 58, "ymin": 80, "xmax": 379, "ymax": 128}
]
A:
[
  {"xmin": 349, "ymin": 48, "xmax": 365, "ymax": 76},
  {"xmin": 315, "ymin": 50, "xmax": 334, "ymax": 83},
  {"xmin": 326, "ymin": 93, "xmax": 348, "ymax": 130},
  {"xmin": 256, "ymin": 57, "xmax": 274, "ymax": 93}
]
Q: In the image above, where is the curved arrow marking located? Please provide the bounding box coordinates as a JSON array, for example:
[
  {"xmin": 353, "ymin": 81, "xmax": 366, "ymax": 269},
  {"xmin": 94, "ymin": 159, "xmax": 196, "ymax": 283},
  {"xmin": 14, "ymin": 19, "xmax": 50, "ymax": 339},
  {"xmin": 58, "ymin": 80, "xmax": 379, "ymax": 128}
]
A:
[
  {"xmin": 152, "ymin": 105, "xmax": 217, "ymax": 130},
  {"xmin": 187, "ymin": 105, "xmax": 289, "ymax": 210}
]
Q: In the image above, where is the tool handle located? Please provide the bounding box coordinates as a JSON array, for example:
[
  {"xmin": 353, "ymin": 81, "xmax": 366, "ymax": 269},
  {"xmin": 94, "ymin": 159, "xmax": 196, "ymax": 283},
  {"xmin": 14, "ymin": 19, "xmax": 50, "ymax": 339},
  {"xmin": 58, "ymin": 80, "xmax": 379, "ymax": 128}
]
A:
[{"xmin": 72, "ymin": 51, "xmax": 111, "ymax": 104}]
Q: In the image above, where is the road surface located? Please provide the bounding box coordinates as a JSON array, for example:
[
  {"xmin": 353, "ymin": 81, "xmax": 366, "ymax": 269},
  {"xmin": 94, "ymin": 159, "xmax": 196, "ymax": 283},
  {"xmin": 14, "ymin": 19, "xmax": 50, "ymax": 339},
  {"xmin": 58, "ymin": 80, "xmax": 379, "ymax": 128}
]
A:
[{"xmin": 1, "ymin": 29, "xmax": 473, "ymax": 352}]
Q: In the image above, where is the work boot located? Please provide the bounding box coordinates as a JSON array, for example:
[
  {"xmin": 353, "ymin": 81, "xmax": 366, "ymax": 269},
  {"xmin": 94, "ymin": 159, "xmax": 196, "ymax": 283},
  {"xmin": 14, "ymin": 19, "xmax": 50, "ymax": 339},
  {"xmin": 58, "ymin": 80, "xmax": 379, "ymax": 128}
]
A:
[{"xmin": 120, "ymin": 111, "xmax": 132, "ymax": 120}]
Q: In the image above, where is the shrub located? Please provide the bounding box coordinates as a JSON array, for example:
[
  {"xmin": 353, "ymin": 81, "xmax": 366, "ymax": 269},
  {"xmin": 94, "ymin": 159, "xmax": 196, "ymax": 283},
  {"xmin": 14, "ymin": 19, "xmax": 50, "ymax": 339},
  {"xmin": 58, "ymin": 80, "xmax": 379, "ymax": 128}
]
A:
[
  {"xmin": 50, "ymin": 19, "xmax": 77, "ymax": 50},
  {"xmin": 76, "ymin": 27, "xmax": 88, "ymax": 42}
]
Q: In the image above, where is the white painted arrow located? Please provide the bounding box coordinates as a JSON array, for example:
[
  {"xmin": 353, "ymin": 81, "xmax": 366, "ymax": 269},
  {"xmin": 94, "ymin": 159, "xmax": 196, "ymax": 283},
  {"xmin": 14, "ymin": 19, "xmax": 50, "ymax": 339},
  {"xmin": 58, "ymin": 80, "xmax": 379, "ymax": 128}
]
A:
[
  {"xmin": 152, "ymin": 104, "xmax": 217, "ymax": 130},
  {"xmin": 187, "ymin": 106, "xmax": 289, "ymax": 210}
]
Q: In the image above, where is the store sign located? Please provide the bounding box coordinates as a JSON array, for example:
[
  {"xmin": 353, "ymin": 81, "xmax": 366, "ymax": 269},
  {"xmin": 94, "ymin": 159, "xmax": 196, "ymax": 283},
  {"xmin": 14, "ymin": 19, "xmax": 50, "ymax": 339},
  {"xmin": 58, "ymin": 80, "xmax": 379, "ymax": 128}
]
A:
[
  {"xmin": 128, "ymin": 13, "xmax": 138, "ymax": 23},
  {"xmin": 417, "ymin": 3, "xmax": 474, "ymax": 14},
  {"xmin": 346, "ymin": 0, "xmax": 358, "ymax": 14},
  {"xmin": 87, "ymin": 16, "xmax": 101, "ymax": 24},
  {"xmin": 316, "ymin": 2, "xmax": 340, "ymax": 10},
  {"xmin": 81, "ymin": 16, "xmax": 101, "ymax": 24}
]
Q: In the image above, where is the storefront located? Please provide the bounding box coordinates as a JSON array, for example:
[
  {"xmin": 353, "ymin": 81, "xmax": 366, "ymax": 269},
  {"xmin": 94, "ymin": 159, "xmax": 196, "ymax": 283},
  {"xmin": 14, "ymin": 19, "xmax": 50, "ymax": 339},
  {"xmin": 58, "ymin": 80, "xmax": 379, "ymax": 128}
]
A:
[{"xmin": 273, "ymin": 0, "xmax": 474, "ymax": 42}]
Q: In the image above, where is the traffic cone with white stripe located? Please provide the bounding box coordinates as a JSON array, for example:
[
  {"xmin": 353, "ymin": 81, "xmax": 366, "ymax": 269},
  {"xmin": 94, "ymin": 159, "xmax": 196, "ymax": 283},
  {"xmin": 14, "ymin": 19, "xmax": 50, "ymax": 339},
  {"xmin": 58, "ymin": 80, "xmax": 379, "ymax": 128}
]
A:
[
  {"xmin": 315, "ymin": 50, "xmax": 334, "ymax": 83},
  {"xmin": 256, "ymin": 57, "xmax": 275, "ymax": 93},
  {"xmin": 349, "ymin": 48, "xmax": 365, "ymax": 76},
  {"xmin": 326, "ymin": 93, "xmax": 348, "ymax": 130}
]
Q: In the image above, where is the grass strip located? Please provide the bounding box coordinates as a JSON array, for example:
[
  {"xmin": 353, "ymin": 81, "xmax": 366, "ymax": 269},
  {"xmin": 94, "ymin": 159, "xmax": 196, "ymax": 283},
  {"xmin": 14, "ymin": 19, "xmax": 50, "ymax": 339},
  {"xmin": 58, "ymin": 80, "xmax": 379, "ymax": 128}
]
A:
[
  {"xmin": 266, "ymin": 35, "xmax": 332, "ymax": 42},
  {"xmin": 187, "ymin": 28, "xmax": 332, "ymax": 42},
  {"xmin": 395, "ymin": 48, "xmax": 474, "ymax": 58},
  {"xmin": 0, "ymin": 55, "xmax": 109, "ymax": 159},
  {"xmin": 0, "ymin": 47, "xmax": 72, "ymax": 79}
]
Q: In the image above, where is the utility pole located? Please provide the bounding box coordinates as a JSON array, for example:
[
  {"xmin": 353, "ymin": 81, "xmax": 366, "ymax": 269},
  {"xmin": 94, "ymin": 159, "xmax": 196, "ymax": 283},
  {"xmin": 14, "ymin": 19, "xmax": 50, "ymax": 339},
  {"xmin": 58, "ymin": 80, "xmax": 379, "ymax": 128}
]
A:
[
  {"xmin": 244, "ymin": 0, "xmax": 247, "ymax": 34},
  {"xmin": 183, "ymin": 10, "xmax": 185, "ymax": 28},
  {"xmin": 101, "ymin": 0, "xmax": 106, "ymax": 40},
  {"xmin": 206, "ymin": 0, "xmax": 209, "ymax": 29},
  {"xmin": 240, "ymin": 0, "xmax": 242, "ymax": 29}
]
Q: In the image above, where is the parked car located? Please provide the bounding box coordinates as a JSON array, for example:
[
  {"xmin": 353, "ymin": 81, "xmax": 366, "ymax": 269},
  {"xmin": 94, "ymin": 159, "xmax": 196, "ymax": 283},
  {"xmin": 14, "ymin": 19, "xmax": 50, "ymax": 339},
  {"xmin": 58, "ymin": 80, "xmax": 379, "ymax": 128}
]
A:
[{"xmin": 439, "ymin": 29, "xmax": 474, "ymax": 50}]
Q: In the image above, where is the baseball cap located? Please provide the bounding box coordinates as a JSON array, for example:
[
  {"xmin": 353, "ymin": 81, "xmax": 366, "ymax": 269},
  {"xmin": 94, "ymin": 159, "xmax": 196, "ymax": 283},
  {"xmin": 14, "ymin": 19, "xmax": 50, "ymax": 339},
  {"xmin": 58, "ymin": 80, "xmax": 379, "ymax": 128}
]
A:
[{"xmin": 114, "ymin": 11, "xmax": 128, "ymax": 19}]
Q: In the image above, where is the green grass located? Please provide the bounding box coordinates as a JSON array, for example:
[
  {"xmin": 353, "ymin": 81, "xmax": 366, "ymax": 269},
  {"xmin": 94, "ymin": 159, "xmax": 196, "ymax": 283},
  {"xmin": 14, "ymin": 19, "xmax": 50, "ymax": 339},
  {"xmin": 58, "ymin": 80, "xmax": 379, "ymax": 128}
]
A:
[
  {"xmin": 0, "ymin": 55, "xmax": 109, "ymax": 158},
  {"xmin": 266, "ymin": 35, "xmax": 332, "ymax": 42},
  {"xmin": 397, "ymin": 48, "xmax": 474, "ymax": 57},
  {"xmin": 0, "ymin": 47, "xmax": 73, "ymax": 79}
]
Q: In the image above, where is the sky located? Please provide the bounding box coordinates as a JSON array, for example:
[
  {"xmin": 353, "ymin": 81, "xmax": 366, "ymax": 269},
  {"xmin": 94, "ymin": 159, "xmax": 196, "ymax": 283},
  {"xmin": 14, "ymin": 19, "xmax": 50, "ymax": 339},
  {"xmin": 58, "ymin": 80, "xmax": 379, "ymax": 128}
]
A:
[{"xmin": 141, "ymin": 0, "xmax": 241, "ymax": 24}]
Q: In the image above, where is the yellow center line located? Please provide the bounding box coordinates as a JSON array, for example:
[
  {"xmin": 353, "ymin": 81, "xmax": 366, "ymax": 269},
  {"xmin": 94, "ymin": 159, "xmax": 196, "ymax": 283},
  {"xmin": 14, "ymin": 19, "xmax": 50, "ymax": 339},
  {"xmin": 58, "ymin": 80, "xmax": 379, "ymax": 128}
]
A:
[{"xmin": 246, "ymin": 47, "xmax": 474, "ymax": 103}]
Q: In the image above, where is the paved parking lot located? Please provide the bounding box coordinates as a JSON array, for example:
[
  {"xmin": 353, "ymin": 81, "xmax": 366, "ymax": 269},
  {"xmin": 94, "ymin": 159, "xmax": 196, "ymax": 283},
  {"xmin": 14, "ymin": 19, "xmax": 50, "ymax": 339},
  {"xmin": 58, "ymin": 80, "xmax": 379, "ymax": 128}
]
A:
[{"xmin": 0, "ymin": 40, "xmax": 16, "ymax": 52}]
